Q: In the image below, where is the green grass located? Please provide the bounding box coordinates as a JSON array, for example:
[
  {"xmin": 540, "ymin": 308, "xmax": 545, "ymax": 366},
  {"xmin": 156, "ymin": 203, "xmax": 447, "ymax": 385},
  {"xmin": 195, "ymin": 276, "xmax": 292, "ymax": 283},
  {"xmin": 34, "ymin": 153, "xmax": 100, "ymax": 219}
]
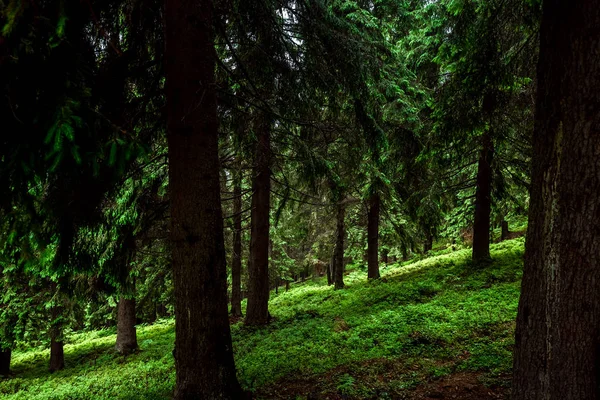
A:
[{"xmin": 0, "ymin": 237, "xmax": 525, "ymax": 399}]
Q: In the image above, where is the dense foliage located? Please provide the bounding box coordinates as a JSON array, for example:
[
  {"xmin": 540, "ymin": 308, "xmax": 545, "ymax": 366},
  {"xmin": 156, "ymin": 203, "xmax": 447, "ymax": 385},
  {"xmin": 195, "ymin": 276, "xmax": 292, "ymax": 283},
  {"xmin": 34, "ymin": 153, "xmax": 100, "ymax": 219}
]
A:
[{"xmin": 7, "ymin": 0, "xmax": 598, "ymax": 398}]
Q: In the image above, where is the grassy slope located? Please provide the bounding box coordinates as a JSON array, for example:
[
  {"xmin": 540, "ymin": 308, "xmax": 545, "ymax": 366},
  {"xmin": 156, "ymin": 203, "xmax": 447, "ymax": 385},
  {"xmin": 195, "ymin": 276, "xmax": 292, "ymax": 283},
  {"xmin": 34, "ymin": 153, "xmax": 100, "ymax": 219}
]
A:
[{"xmin": 0, "ymin": 238, "xmax": 525, "ymax": 399}]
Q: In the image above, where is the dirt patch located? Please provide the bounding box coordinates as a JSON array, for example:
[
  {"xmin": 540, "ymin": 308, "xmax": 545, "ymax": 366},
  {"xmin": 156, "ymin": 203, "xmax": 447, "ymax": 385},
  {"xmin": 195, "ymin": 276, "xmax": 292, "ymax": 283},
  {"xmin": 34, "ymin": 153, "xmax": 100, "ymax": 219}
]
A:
[
  {"xmin": 255, "ymin": 358, "xmax": 510, "ymax": 400},
  {"xmin": 412, "ymin": 372, "xmax": 509, "ymax": 400}
]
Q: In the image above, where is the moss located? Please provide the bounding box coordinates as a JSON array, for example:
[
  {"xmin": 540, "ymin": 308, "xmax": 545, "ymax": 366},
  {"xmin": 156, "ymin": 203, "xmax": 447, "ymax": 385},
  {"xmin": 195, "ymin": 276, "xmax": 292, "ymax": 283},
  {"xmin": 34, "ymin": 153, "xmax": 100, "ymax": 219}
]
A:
[{"xmin": 1, "ymin": 238, "xmax": 525, "ymax": 398}]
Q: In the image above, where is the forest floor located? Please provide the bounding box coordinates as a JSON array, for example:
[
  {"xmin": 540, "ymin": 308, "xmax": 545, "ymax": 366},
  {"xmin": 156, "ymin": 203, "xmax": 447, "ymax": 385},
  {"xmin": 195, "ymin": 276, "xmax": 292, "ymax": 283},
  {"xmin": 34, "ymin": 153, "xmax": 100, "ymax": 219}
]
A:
[{"xmin": 0, "ymin": 238, "xmax": 525, "ymax": 399}]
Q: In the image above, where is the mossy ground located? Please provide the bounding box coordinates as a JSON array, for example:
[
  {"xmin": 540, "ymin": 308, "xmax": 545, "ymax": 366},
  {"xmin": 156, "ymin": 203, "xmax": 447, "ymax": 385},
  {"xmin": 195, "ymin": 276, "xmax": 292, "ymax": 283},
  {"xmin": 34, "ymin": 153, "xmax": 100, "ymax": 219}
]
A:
[{"xmin": 0, "ymin": 238, "xmax": 525, "ymax": 399}]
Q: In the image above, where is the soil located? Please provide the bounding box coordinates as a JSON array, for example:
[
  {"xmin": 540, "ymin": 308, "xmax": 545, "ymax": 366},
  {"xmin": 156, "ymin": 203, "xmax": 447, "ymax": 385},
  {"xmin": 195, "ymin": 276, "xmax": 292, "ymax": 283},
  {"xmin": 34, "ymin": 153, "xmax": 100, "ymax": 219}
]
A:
[{"xmin": 256, "ymin": 359, "xmax": 510, "ymax": 400}]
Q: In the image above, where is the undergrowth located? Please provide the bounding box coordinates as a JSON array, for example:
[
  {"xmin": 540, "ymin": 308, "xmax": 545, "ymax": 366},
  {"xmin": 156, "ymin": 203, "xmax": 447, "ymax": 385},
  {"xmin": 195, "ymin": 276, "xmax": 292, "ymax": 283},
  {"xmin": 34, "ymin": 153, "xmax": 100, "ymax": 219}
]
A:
[{"xmin": 0, "ymin": 238, "xmax": 525, "ymax": 399}]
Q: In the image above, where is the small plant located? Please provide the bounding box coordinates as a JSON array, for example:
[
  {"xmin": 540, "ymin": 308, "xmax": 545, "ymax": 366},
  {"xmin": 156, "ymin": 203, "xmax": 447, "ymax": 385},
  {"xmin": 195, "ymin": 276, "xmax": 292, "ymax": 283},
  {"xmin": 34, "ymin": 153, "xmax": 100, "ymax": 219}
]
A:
[{"xmin": 337, "ymin": 373, "xmax": 356, "ymax": 396}]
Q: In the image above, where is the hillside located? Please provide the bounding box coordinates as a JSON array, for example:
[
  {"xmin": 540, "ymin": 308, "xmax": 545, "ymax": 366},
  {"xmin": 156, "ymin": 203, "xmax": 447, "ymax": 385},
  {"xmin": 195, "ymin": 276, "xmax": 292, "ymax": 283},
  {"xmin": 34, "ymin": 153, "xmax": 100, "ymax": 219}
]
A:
[{"xmin": 0, "ymin": 238, "xmax": 525, "ymax": 399}]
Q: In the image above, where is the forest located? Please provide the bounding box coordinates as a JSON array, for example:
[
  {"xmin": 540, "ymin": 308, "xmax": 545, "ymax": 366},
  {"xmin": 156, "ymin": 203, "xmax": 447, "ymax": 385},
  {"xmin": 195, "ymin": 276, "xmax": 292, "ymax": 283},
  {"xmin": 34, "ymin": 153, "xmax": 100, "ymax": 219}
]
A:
[{"xmin": 0, "ymin": 0, "xmax": 598, "ymax": 399}]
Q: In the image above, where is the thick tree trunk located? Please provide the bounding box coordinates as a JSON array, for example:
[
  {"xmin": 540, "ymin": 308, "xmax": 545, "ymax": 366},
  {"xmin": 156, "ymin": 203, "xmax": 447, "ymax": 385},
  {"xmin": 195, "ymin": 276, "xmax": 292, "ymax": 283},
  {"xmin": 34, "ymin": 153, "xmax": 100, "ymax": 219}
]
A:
[
  {"xmin": 0, "ymin": 348, "xmax": 10, "ymax": 375},
  {"xmin": 334, "ymin": 201, "xmax": 345, "ymax": 290},
  {"xmin": 500, "ymin": 220, "xmax": 509, "ymax": 241},
  {"xmin": 512, "ymin": 2, "xmax": 600, "ymax": 399},
  {"xmin": 245, "ymin": 117, "xmax": 271, "ymax": 326},
  {"xmin": 367, "ymin": 193, "xmax": 380, "ymax": 279},
  {"xmin": 116, "ymin": 297, "xmax": 137, "ymax": 355},
  {"xmin": 165, "ymin": 0, "xmax": 242, "ymax": 397},
  {"xmin": 230, "ymin": 166, "xmax": 243, "ymax": 318},
  {"xmin": 472, "ymin": 132, "xmax": 493, "ymax": 262}
]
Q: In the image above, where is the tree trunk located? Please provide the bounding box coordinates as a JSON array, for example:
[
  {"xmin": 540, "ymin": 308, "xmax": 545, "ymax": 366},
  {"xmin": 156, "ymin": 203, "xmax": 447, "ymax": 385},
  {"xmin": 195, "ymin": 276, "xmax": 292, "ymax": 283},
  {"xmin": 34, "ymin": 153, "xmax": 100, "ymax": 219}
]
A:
[
  {"xmin": 472, "ymin": 132, "xmax": 493, "ymax": 262},
  {"xmin": 49, "ymin": 305, "xmax": 64, "ymax": 373},
  {"xmin": 49, "ymin": 338, "xmax": 64, "ymax": 373},
  {"xmin": 500, "ymin": 220, "xmax": 509, "ymax": 241},
  {"xmin": 327, "ymin": 250, "xmax": 334, "ymax": 286},
  {"xmin": 367, "ymin": 193, "xmax": 380, "ymax": 279},
  {"xmin": 245, "ymin": 116, "xmax": 271, "ymax": 326},
  {"xmin": 512, "ymin": 2, "xmax": 600, "ymax": 399},
  {"xmin": 334, "ymin": 201, "xmax": 345, "ymax": 290},
  {"xmin": 423, "ymin": 232, "xmax": 433, "ymax": 253},
  {"xmin": 230, "ymin": 165, "xmax": 243, "ymax": 318},
  {"xmin": 165, "ymin": 0, "xmax": 242, "ymax": 396},
  {"xmin": 116, "ymin": 297, "xmax": 137, "ymax": 355},
  {"xmin": 0, "ymin": 348, "xmax": 10, "ymax": 375}
]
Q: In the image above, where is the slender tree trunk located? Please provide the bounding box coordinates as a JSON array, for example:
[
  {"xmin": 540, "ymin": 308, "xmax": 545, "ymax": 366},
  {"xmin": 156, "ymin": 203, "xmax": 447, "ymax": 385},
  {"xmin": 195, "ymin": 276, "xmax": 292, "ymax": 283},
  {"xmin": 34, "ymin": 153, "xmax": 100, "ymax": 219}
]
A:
[
  {"xmin": 327, "ymin": 250, "xmax": 334, "ymax": 285},
  {"xmin": 500, "ymin": 220, "xmax": 509, "ymax": 241},
  {"xmin": 116, "ymin": 297, "xmax": 137, "ymax": 355},
  {"xmin": 334, "ymin": 201, "xmax": 345, "ymax": 290},
  {"xmin": 423, "ymin": 232, "xmax": 433, "ymax": 253},
  {"xmin": 165, "ymin": 0, "xmax": 242, "ymax": 396},
  {"xmin": 0, "ymin": 348, "xmax": 10, "ymax": 375},
  {"xmin": 367, "ymin": 193, "xmax": 380, "ymax": 279},
  {"xmin": 245, "ymin": 116, "xmax": 271, "ymax": 326},
  {"xmin": 512, "ymin": 2, "xmax": 600, "ymax": 399},
  {"xmin": 472, "ymin": 132, "xmax": 493, "ymax": 262},
  {"xmin": 230, "ymin": 165, "xmax": 243, "ymax": 318},
  {"xmin": 49, "ymin": 304, "xmax": 64, "ymax": 372},
  {"xmin": 49, "ymin": 338, "xmax": 64, "ymax": 373}
]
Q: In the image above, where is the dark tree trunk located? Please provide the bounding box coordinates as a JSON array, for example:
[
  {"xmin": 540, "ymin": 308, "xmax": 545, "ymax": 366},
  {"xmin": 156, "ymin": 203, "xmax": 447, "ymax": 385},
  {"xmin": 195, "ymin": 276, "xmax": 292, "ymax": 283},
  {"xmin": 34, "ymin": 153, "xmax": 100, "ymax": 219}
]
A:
[
  {"xmin": 334, "ymin": 201, "xmax": 345, "ymax": 290},
  {"xmin": 116, "ymin": 297, "xmax": 137, "ymax": 355},
  {"xmin": 165, "ymin": 0, "xmax": 242, "ymax": 396},
  {"xmin": 512, "ymin": 2, "xmax": 600, "ymax": 399},
  {"xmin": 0, "ymin": 348, "xmax": 10, "ymax": 375},
  {"xmin": 230, "ymin": 166, "xmax": 243, "ymax": 318},
  {"xmin": 500, "ymin": 220, "xmax": 509, "ymax": 241},
  {"xmin": 49, "ymin": 305, "xmax": 64, "ymax": 373},
  {"xmin": 423, "ymin": 233, "xmax": 433, "ymax": 253},
  {"xmin": 49, "ymin": 338, "xmax": 64, "ymax": 373},
  {"xmin": 245, "ymin": 117, "xmax": 271, "ymax": 326},
  {"xmin": 472, "ymin": 132, "xmax": 493, "ymax": 262},
  {"xmin": 367, "ymin": 193, "xmax": 380, "ymax": 279},
  {"xmin": 327, "ymin": 251, "xmax": 334, "ymax": 285}
]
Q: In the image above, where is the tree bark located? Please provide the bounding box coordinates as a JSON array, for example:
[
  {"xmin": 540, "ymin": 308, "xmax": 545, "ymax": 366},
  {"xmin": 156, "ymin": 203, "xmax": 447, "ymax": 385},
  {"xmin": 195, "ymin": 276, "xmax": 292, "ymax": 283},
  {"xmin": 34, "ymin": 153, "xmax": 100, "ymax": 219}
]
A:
[
  {"xmin": 367, "ymin": 193, "xmax": 380, "ymax": 279},
  {"xmin": 49, "ymin": 338, "xmax": 64, "ymax": 373},
  {"xmin": 512, "ymin": 2, "xmax": 600, "ymax": 399},
  {"xmin": 49, "ymin": 305, "xmax": 64, "ymax": 373},
  {"xmin": 334, "ymin": 201, "xmax": 345, "ymax": 290},
  {"xmin": 327, "ymin": 251, "xmax": 334, "ymax": 285},
  {"xmin": 116, "ymin": 297, "xmax": 137, "ymax": 355},
  {"xmin": 0, "ymin": 348, "xmax": 10, "ymax": 375},
  {"xmin": 245, "ymin": 115, "xmax": 271, "ymax": 326},
  {"xmin": 165, "ymin": 0, "xmax": 243, "ymax": 396},
  {"xmin": 423, "ymin": 232, "xmax": 433, "ymax": 253},
  {"xmin": 230, "ymin": 165, "xmax": 243, "ymax": 318},
  {"xmin": 472, "ymin": 132, "xmax": 493, "ymax": 262},
  {"xmin": 500, "ymin": 220, "xmax": 509, "ymax": 241}
]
